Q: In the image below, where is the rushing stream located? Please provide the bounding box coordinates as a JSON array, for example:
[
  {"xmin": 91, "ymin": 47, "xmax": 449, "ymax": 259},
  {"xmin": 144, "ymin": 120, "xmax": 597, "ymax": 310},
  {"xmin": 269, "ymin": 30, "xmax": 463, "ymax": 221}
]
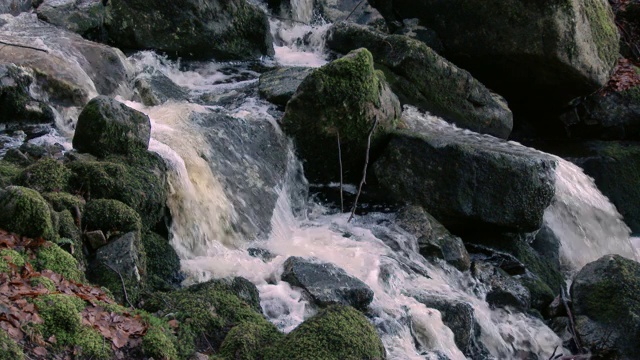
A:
[{"xmin": 3, "ymin": 2, "xmax": 639, "ymax": 359}]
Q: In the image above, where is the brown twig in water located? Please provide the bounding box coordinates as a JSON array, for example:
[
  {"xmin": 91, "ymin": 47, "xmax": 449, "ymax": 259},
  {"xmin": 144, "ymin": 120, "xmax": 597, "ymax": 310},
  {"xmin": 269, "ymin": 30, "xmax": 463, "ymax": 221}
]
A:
[
  {"xmin": 344, "ymin": 0, "xmax": 366, "ymax": 22},
  {"xmin": 561, "ymin": 286, "xmax": 584, "ymax": 353},
  {"xmin": 348, "ymin": 118, "xmax": 378, "ymax": 222},
  {"xmin": 337, "ymin": 130, "xmax": 344, "ymax": 213},
  {"xmin": 103, "ymin": 262, "xmax": 135, "ymax": 309},
  {"xmin": 0, "ymin": 40, "xmax": 48, "ymax": 53}
]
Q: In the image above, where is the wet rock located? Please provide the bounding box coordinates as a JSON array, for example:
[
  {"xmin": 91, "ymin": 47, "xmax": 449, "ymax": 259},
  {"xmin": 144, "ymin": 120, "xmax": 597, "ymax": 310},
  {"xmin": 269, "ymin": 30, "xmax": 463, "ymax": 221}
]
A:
[
  {"xmin": 472, "ymin": 261, "xmax": 531, "ymax": 310},
  {"xmin": 396, "ymin": 205, "xmax": 470, "ymax": 271},
  {"xmin": 282, "ymin": 48, "xmax": 401, "ymax": 183},
  {"xmin": 0, "ymin": 0, "xmax": 32, "ymax": 15},
  {"xmin": 374, "ymin": 107, "xmax": 556, "ymax": 232},
  {"xmin": 281, "ymin": 256, "xmax": 374, "ymax": 310},
  {"xmin": 392, "ymin": 18, "xmax": 443, "ymax": 54},
  {"xmin": 36, "ymin": 0, "xmax": 104, "ymax": 36},
  {"xmin": 104, "ymin": 0, "xmax": 274, "ymax": 61},
  {"xmin": 327, "ymin": 22, "xmax": 512, "ymax": 139},
  {"xmin": 133, "ymin": 67, "xmax": 189, "ymax": 106},
  {"xmin": 0, "ymin": 64, "xmax": 55, "ymax": 124},
  {"xmin": 248, "ymin": 247, "xmax": 276, "ymax": 262},
  {"xmin": 317, "ymin": 0, "xmax": 383, "ymax": 25},
  {"xmin": 73, "ymin": 96, "xmax": 151, "ymax": 157},
  {"xmin": 571, "ymin": 254, "xmax": 640, "ymax": 359},
  {"xmin": 0, "ymin": 185, "xmax": 55, "ymax": 239},
  {"xmin": 466, "ymin": 243, "xmax": 526, "ymax": 276},
  {"xmin": 368, "ymin": 0, "xmax": 619, "ymax": 111},
  {"xmin": 141, "ymin": 231, "xmax": 183, "ymax": 292},
  {"xmin": 84, "ymin": 229, "xmax": 106, "ymax": 250},
  {"xmin": 258, "ymin": 66, "xmax": 313, "ymax": 107}
]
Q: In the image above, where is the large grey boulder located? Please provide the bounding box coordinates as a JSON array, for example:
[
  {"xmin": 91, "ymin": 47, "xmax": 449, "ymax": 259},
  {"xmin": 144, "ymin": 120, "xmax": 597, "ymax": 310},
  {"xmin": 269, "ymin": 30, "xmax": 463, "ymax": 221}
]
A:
[
  {"xmin": 0, "ymin": 0, "xmax": 32, "ymax": 15},
  {"xmin": 282, "ymin": 48, "xmax": 401, "ymax": 183},
  {"xmin": 327, "ymin": 22, "xmax": 513, "ymax": 139},
  {"xmin": 374, "ymin": 107, "xmax": 557, "ymax": 232},
  {"xmin": 36, "ymin": 0, "xmax": 104, "ymax": 36},
  {"xmin": 571, "ymin": 255, "xmax": 640, "ymax": 359},
  {"xmin": 72, "ymin": 96, "xmax": 151, "ymax": 157},
  {"xmin": 281, "ymin": 256, "xmax": 374, "ymax": 310},
  {"xmin": 104, "ymin": 0, "xmax": 274, "ymax": 61},
  {"xmin": 368, "ymin": 0, "xmax": 620, "ymax": 109},
  {"xmin": 258, "ymin": 66, "xmax": 313, "ymax": 107},
  {"xmin": 396, "ymin": 205, "xmax": 470, "ymax": 271}
]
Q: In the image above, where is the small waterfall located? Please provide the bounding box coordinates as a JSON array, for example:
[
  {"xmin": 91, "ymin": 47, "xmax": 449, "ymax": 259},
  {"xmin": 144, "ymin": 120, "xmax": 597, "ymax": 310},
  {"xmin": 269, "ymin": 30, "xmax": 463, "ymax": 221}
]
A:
[{"xmin": 291, "ymin": 0, "xmax": 314, "ymax": 23}]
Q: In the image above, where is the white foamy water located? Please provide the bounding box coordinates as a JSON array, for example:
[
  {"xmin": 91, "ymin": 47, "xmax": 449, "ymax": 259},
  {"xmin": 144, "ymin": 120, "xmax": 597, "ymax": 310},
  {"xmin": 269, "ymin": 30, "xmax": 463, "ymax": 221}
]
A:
[{"xmin": 270, "ymin": 19, "xmax": 330, "ymax": 67}]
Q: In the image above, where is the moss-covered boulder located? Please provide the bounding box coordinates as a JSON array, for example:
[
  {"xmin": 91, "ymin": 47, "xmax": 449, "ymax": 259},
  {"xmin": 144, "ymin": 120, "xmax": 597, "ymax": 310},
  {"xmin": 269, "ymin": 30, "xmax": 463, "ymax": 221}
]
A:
[
  {"xmin": 327, "ymin": 22, "xmax": 513, "ymax": 139},
  {"xmin": 218, "ymin": 321, "xmax": 284, "ymax": 360},
  {"xmin": 83, "ymin": 199, "xmax": 141, "ymax": 237},
  {"xmin": 67, "ymin": 153, "xmax": 167, "ymax": 230},
  {"xmin": 142, "ymin": 278, "xmax": 266, "ymax": 357},
  {"xmin": 0, "ymin": 185, "xmax": 55, "ymax": 240},
  {"xmin": 142, "ymin": 231, "xmax": 183, "ymax": 292},
  {"xmin": 35, "ymin": 242, "xmax": 85, "ymax": 282},
  {"xmin": 0, "ymin": 64, "xmax": 54, "ymax": 124},
  {"xmin": 0, "ymin": 248, "xmax": 25, "ymax": 273},
  {"xmin": 0, "ymin": 160, "xmax": 21, "ymax": 188},
  {"xmin": 73, "ymin": 95, "xmax": 151, "ymax": 158},
  {"xmin": 571, "ymin": 255, "xmax": 640, "ymax": 359},
  {"xmin": 104, "ymin": 0, "xmax": 274, "ymax": 61},
  {"xmin": 43, "ymin": 192, "xmax": 85, "ymax": 214},
  {"xmin": 368, "ymin": 0, "xmax": 619, "ymax": 112},
  {"xmin": 17, "ymin": 157, "xmax": 70, "ymax": 193},
  {"xmin": 282, "ymin": 48, "xmax": 401, "ymax": 182},
  {"xmin": 0, "ymin": 328, "xmax": 24, "ymax": 360},
  {"xmin": 264, "ymin": 305, "xmax": 386, "ymax": 360}
]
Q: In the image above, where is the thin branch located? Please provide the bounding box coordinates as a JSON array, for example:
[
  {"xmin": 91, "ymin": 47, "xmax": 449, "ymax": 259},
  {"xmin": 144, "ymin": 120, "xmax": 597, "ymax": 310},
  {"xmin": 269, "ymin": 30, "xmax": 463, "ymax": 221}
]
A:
[
  {"xmin": 348, "ymin": 118, "xmax": 378, "ymax": 222},
  {"xmin": 337, "ymin": 130, "xmax": 344, "ymax": 213},
  {"xmin": 561, "ymin": 286, "xmax": 583, "ymax": 353},
  {"xmin": 0, "ymin": 40, "xmax": 48, "ymax": 53},
  {"xmin": 344, "ymin": 0, "xmax": 366, "ymax": 22},
  {"xmin": 103, "ymin": 262, "xmax": 135, "ymax": 309}
]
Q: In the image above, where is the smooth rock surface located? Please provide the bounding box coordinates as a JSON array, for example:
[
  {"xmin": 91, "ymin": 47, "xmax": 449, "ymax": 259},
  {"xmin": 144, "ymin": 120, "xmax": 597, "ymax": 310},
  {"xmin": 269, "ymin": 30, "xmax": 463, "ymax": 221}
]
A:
[
  {"xmin": 258, "ymin": 66, "xmax": 313, "ymax": 107},
  {"xmin": 36, "ymin": 0, "xmax": 104, "ymax": 36}
]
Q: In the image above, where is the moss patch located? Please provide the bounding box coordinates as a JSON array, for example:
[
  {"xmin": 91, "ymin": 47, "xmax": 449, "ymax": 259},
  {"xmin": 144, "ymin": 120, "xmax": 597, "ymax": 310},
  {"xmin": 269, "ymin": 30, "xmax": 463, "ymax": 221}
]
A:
[
  {"xmin": 0, "ymin": 248, "xmax": 25, "ymax": 273},
  {"xmin": 31, "ymin": 276, "xmax": 56, "ymax": 292},
  {"xmin": 142, "ymin": 325, "xmax": 179, "ymax": 360},
  {"xmin": 83, "ymin": 199, "xmax": 141, "ymax": 237},
  {"xmin": 0, "ymin": 329, "xmax": 24, "ymax": 360},
  {"xmin": 219, "ymin": 321, "xmax": 283, "ymax": 360},
  {"xmin": 42, "ymin": 192, "xmax": 85, "ymax": 214},
  {"xmin": 17, "ymin": 158, "xmax": 70, "ymax": 193},
  {"xmin": 0, "ymin": 160, "xmax": 21, "ymax": 188},
  {"xmin": 0, "ymin": 186, "xmax": 55, "ymax": 240},
  {"xmin": 142, "ymin": 231, "xmax": 182, "ymax": 292},
  {"xmin": 35, "ymin": 243, "xmax": 85, "ymax": 282},
  {"xmin": 264, "ymin": 305, "xmax": 385, "ymax": 360},
  {"xmin": 583, "ymin": 0, "xmax": 620, "ymax": 68}
]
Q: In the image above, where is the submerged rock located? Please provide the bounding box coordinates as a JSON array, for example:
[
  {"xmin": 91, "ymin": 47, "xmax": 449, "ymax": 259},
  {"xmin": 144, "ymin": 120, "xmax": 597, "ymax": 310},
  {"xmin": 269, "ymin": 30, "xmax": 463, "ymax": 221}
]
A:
[
  {"xmin": 396, "ymin": 205, "xmax": 470, "ymax": 271},
  {"xmin": 368, "ymin": 0, "xmax": 619, "ymax": 110},
  {"xmin": 281, "ymin": 256, "xmax": 374, "ymax": 310},
  {"xmin": 374, "ymin": 107, "xmax": 556, "ymax": 232},
  {"xmin": 571, "ymin": 255, "xmax": 640, "ymax": 359},
  {"xmin": 258, "ymin": 66, "xmax": 313, "ymax": 107},
  {"xmin": 104, "ymin": 0, "xmax": 274, "ymax": 60},
  {"xmin": 133, "ymin": 67, "xmax": 189, "ymax": 106},
  {"xmin": 282, "ymin": 48, "xmax": 401, "ymax": 183},
  {"xmin": 73, "ymin": 96, "xmax": 151, "ymax": 157},
  {"xmin": 327, "ymin": 22, "xmax": 513, "ymax": 139}
]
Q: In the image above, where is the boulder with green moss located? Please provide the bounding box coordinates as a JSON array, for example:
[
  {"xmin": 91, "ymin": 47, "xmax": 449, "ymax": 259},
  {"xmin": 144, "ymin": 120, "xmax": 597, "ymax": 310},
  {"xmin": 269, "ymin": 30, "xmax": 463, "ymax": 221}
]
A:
[
  {"xmin": 104, "ymin": 0, "xmax": 274, "ymax": 61},
  {"xmin": 142, "ymin": 231, "xmax": 183, "ymax": 291},
  {"xmin": 368, "ymin": 0, "xmax": 619, "ymax": 111},
  {"xmin": 72, "ymin": 95, "xmax": 151, "ymax": 158},
  {"xmin": 0, "ymin": 160, "xmax": 21, "ymax": 187},
  {"xmin": 218, "ymin": 321, "xmax": 283, "ymax": 360},
  {"xmin": 0, "ymin": 185, "xmax": 55, "ymax": 239},
  {"xmin": 17, "ymin": 157, "xmax": 70, "ymax": 193},
  {"xmin": 282, "ymin": 48, "xmax": 401, "ymax": 182},
  {"xmin": 0, "ymin": 328, "xmax": 24, "ymax": 360},
  {"xmin": 83, "ymin": 199, "xmax": 141, "ymax": 238},
  {"xmin": 142, "ymin": 277, "xmax": 266, "ymax": 357},
  {"xmin": 327, "ymin": 22, "xmax": 513, "ymax": 139},
  {"xmin": 0, "ymin": 248, "xmax": 25, "ymax": 273},
  {"xmin": 43, "ymin": 192, "xmax": 85, "ymax": 214},
  {"xmin": 0, "ymin": 64, "xmax": 54, "ymax": 124},
  {"xmin": 31, "ymin": 276, "xmax": 57, "ymax": 292},
  {"xmin": 264, "ymin": 305, "xmax": 386, "ymax": 360},
  {"xmin": 571, "ymin": 255, "xmax": 640, "ymax": 359},
  {"xmin": 67, "ymin": 153, "xmax": 167, "ymax": 230},
  {"xmin": 35, "ymin": 242, "xmax": 85, "ymax": 282}
]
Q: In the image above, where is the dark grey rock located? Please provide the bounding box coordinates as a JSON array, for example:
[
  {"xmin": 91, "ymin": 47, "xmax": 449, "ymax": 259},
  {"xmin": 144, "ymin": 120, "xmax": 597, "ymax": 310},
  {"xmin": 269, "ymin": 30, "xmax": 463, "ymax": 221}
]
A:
[
  {"xmin": 374, "ymin": 108, "xmax": 556, "ymax": 232},
  {"xmin": 571, "ymin": 255, "xmax": 640, "ymax": 359},
  {"xmin": 94, "ymin": 231, "xmax": 143, "ymax": 283},
  {"xmin": 36, "ymin": 0, "xmax": 104, "ymax": 36},
  {"xmin": 472, "ymin": 261, "xmax": 531, "ymax": 310},
  {"xmin": 327, "ymin": 22, "xmax": 513, "ymax": 139},
  {"xmin": 281, "ymin": 256, "xmax": 374, "ymax": 310},
  {"xmin": 0, "ymin": 0, "xmax": 33, "ymax": 15},
  {"xmin": 0, "ymin": 64, "xmax": 54, "ymax": 124},
  {"xmin": 85, "ymin": 229, "xmax": 106, "ymax": 250},
  {"xmin": 258, "ymin": 66, "xmax": 313, "ymax": 107},
  {"xmin": 104, "ymin": 0, "xmax": 274, "ymax": 61},
  {"xmin": 466, "ymin": 243, "xmax": 526, "ymax": 276},
  {"xmin": 316, "ymin": 0, "xmax": 383, "ymax": 25},
  {"xmin": 396, "ymin": 205, "xmax": 470, "ymax": 271},
  {"xmin": 72, "ymin": 96, "xmax": 151, "ymax": 157},
  {"xmin": 133, "ymin": 67, "xmax": 189, "ymax": 106}
]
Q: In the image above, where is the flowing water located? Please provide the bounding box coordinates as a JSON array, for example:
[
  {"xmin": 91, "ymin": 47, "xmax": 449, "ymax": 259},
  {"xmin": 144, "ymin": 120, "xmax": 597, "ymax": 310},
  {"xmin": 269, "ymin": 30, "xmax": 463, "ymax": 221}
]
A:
[{"xmin": 3, "ymin": 4, "xmax": 640, "ymax": 360}]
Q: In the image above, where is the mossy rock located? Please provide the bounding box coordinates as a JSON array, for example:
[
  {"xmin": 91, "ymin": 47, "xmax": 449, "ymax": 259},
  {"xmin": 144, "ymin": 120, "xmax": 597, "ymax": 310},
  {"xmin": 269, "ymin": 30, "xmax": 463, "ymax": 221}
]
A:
[
  {"xmin": 57, "ymin": 210, "xmax": 81, "ymax": 242},
  {"xmin": 264, "ymin": 305, "xmax": 385, "ymax": 360},
  {"xmin": 35, "ymin": 242, "xmax": 85, "ymax": 283},
  {"xmin": 142, "ymin": 231, "xmax": 182, "ymax": 292},
  {"xmin": 0, "ymin": 328, "xmax": 24, "ymax": 360},
  {"xmin": 83, "ymin": 199, "xmax": 141, "ymax": 237},
  {"xmin": 31, "ymin": 276, "xmax": 56, "ymax": 292},
  {"xmin": 0, "ymin": 248, "xmax": 25, "ymax": 273},
  {"xmin": 142, "ymin": 325, "xmax": 179, "ymax": 360},
  {"xmin": 282, "ymin": 48, "xmax": 400, "ymax": 183},
  {"xmin": 0, "ymin": 185, "xmax": 55, "ymax": 240},
  {"xmin": 218, "ymin": 321, "xmax": 284, "ymax": 360},
  {"xmin": 0, "ymin": 160, "xmax": 21, "ymax": 188},
  {"xmin": 43, "ymin": 192, "xmax": 85, "ymax": 214},
  {"xmin": 67, "ymin": 152, "xmax": 167, "ymax": 230},
  {"xmin": 17, "ymin": 158, "xmax": 70, "ymax": 193},
  {"xmin": 142, "ymin": 278, "xmax": 266, "ymax": 358}
]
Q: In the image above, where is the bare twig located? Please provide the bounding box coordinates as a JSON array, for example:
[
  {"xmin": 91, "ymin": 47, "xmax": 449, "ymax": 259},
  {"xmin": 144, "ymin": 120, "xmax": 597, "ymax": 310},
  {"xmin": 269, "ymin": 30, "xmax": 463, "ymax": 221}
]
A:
[
  {"xmin": 337, "ymin": 130, "xmax": 344, "ymax": 213},
  {"xmin": 268, "ymin": 14, "xmax": 308, "ymax": 25},
  {"xmin": 103, "ymin": 262, "xmax": 134, "ymax": 309},
  {"xmin": 0, "ymin": 40, "xmax": 48, "ymax": 53},
  {"xmin": 561, "ymin": 286, "xmax": 584, "ymax": 353},
  {"xmin": 344, "ymin": 0, "xmax": 366, "ymax": 22},
  {"xmin": 348, "ymin": 118, "xmax": 378, "ymax": 222}
]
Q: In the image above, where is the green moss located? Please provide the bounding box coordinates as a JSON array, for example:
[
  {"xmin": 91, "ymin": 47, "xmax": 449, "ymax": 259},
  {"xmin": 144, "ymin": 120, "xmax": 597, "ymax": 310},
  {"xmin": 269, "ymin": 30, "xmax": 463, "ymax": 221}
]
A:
[
  {"xmin": 0, "ymin": 329, "xmax": 24, "ymax": 360},
  {"xmin": 17, "ymin": 158, "xmax": 70, "ymax": 193},
  {"xmin": 264, "ymin": 305, "xmax": 385, "ymax": 360},
  {"xmin": 520, "ymin": 276, "xmax": 555, "ymax": 312},
  {"xmin": 142, "ymin": 325, "xmax": 179, "ymax": 360},
  {"xmin": 0, "ymin": 186, "xmax": 55, "ymax": 240},
  {"xmin": 74, "ymin": 326, "xmax": 112, "ymax": 359},
  {"xmin": 621, "ymin": 86, "xmax": 640, "ymax": 102},
  {"xmin": 83, "ymin": 199, "xmax": 141, "ymax": 237},
  {"xmin": 0, "ymin": 160, "xmax": 21, "ymax": 188},
  {"xmin": 143, "ymin": 231, "xmax": 181, "ymax": 292},
  {"xmin": 219, "ymin": 321, "xmax": 283, "ymax": 360},
  {"xmin": 42, "ymin": 192, "xmax": 85, "ymax": 213},
  {"xmin": 89, "ymin": 262, "xmax": 142, "ymax": 306},
  {"xmin": 35, "ymin": 243, "xmax": 85, "ymax": 282},
  {"xmin": 57, "ymin": 210, "xmax": 80, "ymax": 241},
  {"xmin": 583, "ymin": 0, "xmax": 619, "ymax": 68},
  {"xmin": 0, "ymin": 248, "xmax": 25, "ymax": 273},
  {"xmin": 31, "ymin": 276, "xmax": 56, "ymax": 292}
]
